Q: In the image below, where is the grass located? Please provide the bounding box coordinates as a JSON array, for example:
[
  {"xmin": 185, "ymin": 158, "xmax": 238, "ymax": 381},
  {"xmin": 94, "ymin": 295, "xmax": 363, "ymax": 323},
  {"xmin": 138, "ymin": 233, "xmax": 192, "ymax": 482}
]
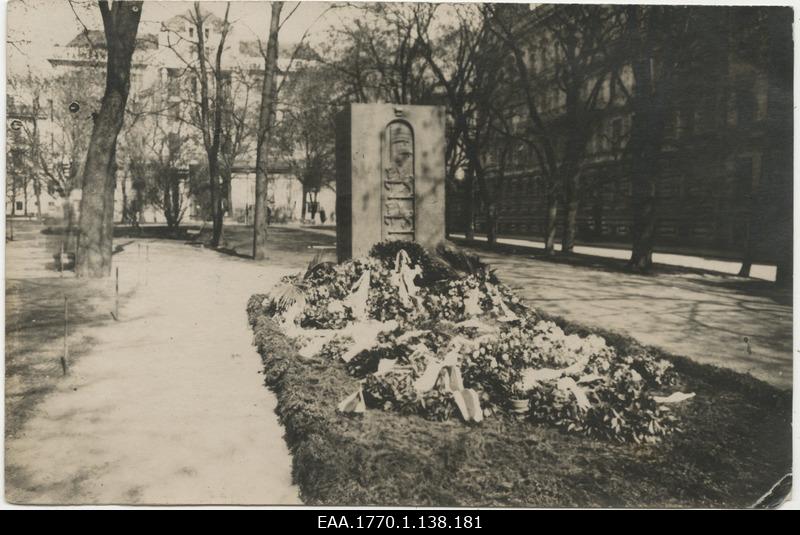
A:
[
  {"xmin": 5, "ymin": 222, "xmax": 124, "ymax": 439},
  {"xmin": 114, "ymin": 223, "xmax": 337, "ymax": 269},
  {"xmin": 249, "ymin": 302, "xmax": 791, "ymax": 507}
]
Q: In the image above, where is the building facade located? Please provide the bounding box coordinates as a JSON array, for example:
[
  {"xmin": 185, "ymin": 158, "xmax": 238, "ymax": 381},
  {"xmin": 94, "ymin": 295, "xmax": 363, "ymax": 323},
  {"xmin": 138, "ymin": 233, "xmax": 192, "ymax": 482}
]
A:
[
  {"xmin": 6, "ymin": 7, "xmax": 336, "ymax": 227},
  {"xmin": 447, "ymin": 5, "xmax": 792, "ymax": 263}
]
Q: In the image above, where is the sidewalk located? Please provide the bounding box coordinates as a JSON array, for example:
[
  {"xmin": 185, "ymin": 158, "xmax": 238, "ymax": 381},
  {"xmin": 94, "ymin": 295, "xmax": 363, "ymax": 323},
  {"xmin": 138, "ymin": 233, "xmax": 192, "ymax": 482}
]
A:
[
  {"xmin": 6, "ymin": 239, "xmax": 301, "ymax": 504},
  {"xmin": 448, "ymin": 233, "xmax": 777, "ymax": 281},
  {"xmin": 457, "ymin": 243, "xmax": 792, "ymax": 389}
]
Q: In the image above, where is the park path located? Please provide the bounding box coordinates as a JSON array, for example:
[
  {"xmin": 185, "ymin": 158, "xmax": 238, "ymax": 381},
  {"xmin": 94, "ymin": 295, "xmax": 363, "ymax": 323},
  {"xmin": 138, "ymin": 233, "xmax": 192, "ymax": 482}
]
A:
[
  {"xmin": 465, "ymin": 246, "xmax": 793, "ymax": 390},
  {"xmin": 6, "ymin": 240, "xmax": 301, "ymax": 504}
]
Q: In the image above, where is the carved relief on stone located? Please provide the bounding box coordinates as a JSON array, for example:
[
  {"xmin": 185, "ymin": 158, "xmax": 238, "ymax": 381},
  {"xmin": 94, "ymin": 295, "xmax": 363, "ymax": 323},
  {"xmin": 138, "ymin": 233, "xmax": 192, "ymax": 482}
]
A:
[{"xmin": 382, "ymin": 121, "xmax": 415, "ymax": 240}]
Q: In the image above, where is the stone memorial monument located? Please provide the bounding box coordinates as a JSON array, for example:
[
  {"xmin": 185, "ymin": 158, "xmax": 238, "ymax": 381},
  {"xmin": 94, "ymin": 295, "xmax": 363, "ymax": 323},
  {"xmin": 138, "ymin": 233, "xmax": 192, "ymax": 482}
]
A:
[{"xmin": 335, "ymin": 103, "xmax": 446, "ymax": 262}]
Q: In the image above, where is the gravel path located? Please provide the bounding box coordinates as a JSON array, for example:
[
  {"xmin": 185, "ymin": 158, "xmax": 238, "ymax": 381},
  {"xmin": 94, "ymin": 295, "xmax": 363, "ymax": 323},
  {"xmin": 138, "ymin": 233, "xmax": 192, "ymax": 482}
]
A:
[
  {"xmin": 6, "ymin": 240, "xmax": 300, "ymax": 504},
  {"xmin": 464, "ymin": 246, "xmax": 792, "ymax": 389}
]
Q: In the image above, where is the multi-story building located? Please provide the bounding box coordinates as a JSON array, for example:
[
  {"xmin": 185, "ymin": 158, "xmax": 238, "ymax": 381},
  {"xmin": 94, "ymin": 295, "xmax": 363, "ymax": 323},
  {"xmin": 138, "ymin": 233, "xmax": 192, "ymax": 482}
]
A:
[
  {"xmin": 5, "ymin": 96, "xmax": 57, "ymax": 218},
  {"xmin": 447, "ymin": 5, "xmax": 792, "ymax": 264},
  {"xmin": 8, "ymin": 7, "xmax": 335, "ymax": 226}
]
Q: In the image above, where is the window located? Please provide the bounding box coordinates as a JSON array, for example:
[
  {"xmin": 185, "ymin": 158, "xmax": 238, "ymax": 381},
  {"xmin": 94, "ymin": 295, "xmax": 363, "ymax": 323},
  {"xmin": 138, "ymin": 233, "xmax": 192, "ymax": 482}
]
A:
[
  {"xmin": 736, "ymin": 88, "xmax": 755, "ymax": 127},
  {"xmin": 734, "ymin": 157, "xmax": 753, "ymax": 201},
  {"xmin": 659, "ymin": 177, "xmax": 679, "ymax": 200},
  {"xmin": 658, "ymin": 221, "xmax": 678, "ymax": 238},
  {"xmin": 15, "ymin": 201, "xmax": 23, "ymax": 211},
  {"xmin": 168, "ymin": 75, "xmax": 180, "ymax": 98},
  {"xmin": 205, "ymin": 28, "xmax": 210, "ymax": 40},
  {"xmin": 612, "ymin": 118, "xmax": 623, "ymax": 146},
  {"xmin": 695, "ymin": 95, "xmax": 716, "ymax": 132},
  {"xmin": 681, "ymin": 106, "xmax": 695, "ymax": 136},
  {"xmin": 189, "ymin": 27, "xmax": 194, "ymax": 38}
]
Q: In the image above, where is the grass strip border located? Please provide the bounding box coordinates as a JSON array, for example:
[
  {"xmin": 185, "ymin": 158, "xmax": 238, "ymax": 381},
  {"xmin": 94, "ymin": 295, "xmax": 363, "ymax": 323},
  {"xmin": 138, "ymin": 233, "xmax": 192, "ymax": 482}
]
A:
[{"xmin": 249, "ymin": 302, "xmax": 791, "ymax": 507}]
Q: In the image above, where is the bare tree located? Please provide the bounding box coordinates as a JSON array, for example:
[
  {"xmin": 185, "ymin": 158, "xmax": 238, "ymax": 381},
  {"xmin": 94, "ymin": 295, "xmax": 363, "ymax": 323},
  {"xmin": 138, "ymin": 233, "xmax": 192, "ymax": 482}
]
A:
[
  {"xmin": 614, "ymin": 6, "xmax": 727, "ymax": 271},
  {"xmin": 487, "ymin": 4, "xmax": 617, "ymax": 254},
  {"xmin": 189, "ymin": 2, "xmax": 232, "ymax": 246},
  {"xmin": 75, "ymin": 0, "xmax": 143, "ymax": 278},
  {"xmin": 253, "ymin": 1, "xmax": 283, "ymax": 260},
  {"xmin": 11, "ymin": 66, "xmax": 104, "ymax": 227},
  {"xmin": 219, "ymin": 66, "xmax": 259, "ymax": 217},
  {"xmin": 415, "ymin": 4, "xmax": 511, "ymax": 245},
  {"xmin": 319, "ymin": 3, "xmax": 435, "ymax": 105},
  {"xmin": 125, "ymin": 112, "xmax": 188, "ymax": 232},
  {"xmin": 273, "ymin": 64, "xmax": 337, "ymax": 222},
  {"xmin": 766, "ymin": 8, "xmax": 793, "ymax": 286}
]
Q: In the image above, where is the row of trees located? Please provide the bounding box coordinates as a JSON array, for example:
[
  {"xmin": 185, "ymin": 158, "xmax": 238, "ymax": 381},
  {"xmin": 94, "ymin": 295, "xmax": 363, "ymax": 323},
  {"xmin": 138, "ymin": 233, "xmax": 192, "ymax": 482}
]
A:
[
  {"xmin": 9, "ymin": 3, "xmax": 791, "ymax": 283},
  {"xmin": 317, "ymin": 3, "xmax": 640, "ymax": 257},
  {"xmin": 71, "ymin": 0, "xmax": 330, "ymax": 272},
  {"xmin": 316, "ymin": 3, "xmax": 791, "ymax": 282},
  {"xmin": 121, "ymin": 1, "xmax": 286, "ymax": 253},
  {"xmin": 10, "ymin": 1, "xmax": 322, "ymax": 276}
]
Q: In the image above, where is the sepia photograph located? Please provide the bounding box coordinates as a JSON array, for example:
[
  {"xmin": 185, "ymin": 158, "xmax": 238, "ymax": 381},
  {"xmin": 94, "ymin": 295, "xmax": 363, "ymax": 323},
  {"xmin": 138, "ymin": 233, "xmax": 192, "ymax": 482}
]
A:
[{"xmin": 1, "ymin": 0, "xmax": 795, "ymax": 511}]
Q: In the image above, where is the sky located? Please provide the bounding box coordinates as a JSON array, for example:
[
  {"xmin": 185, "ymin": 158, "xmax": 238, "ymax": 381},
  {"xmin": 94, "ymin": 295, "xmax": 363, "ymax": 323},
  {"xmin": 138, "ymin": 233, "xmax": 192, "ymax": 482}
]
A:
[
  {"xmin": 5, "ymin": 0, "xmax": 784, "ymax": 78},
  {"xmin": 5, "ymin": 0, "xmax": 344, "ymax": 77}
]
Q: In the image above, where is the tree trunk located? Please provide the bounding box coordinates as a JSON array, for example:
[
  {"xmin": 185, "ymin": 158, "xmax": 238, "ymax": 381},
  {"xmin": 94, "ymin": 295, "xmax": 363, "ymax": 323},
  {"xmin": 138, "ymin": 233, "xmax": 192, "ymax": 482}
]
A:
[
  {"xmin": 62, "ymin": 192, "xmax": 72, "ymax": 226},
  {"xmin": 485, "ymin": 201, "xmax": 498, "ymax": 246},
  {"xmin": 629, "ymin": 175, "xmax": 656, "ymax": 271},
  {"xmin": 561, "ymin": 172, "xmax": 580, "ymax": 253},
  {"xmin": 121, "ymin": 174, "xmax": 129, "ymax": 224},
  {"xmin": 134, "ymin": 181, "xmax": 145, "ymax": 225},
  {"xmin": 100, "ymin": 146, "xmax": 118, "ymax": 270},
  {"xmin": 767, "ymin": 8, "xmax": 793, "ymax": 288},
  {"xmin": 11, "ymin": 180, "xmax": 17, "ymax": 216},
  {"xmin": 34, "ymin": 178, "xmax": 42, "ymax": 218},
  {"xmin": 544, "ymin": 185, "xmax": 558, "ymax": 254},
  {"xmin": 775, "ymin": 248, "xmax": 792, "ymax": 287},
  {"xmin": 193, "ymin": 2, "xmax": 230, "ymax": 248},
  {"xmin": 169, "ymin": 174, "xmax": 182, "ymax": 230},
  {"xmin": 463, "ymin": 167, "xmax": 475, "ymax": 241},
  {"xmin": 31, "ymin": 96, "xmax": 43, "ymax": 218},
  {"xmin": 738, "ymin": 258, "xmax": 752, "ymax": 278},
  {"xmin": 627, "ymin": 17, "xmax": 665, "ymax": 273},
  {"xmin": 76, "ymin": 1, "xmax": 142, "ymax": 278},
  {"xmin": 253, "ymin": 2, "xmax": 283, "ymax": 260},
  {"xmin": 629, "ymin": 123, "xmax": 660, "ymax": 272},
  {"xmin": 738, "ymin": 202, "xmax": 755, "ymax": 277},
  {"xmin": 209, "ymin": 154, "xmax": 223, "ymax": 245}
]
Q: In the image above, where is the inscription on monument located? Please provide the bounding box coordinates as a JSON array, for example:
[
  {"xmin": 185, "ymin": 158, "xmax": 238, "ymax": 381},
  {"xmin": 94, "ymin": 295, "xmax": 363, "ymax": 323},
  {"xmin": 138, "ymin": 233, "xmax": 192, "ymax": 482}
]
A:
[{"xmin": 382, "ymin": 121, "xmax": 415, "ymax": 241}]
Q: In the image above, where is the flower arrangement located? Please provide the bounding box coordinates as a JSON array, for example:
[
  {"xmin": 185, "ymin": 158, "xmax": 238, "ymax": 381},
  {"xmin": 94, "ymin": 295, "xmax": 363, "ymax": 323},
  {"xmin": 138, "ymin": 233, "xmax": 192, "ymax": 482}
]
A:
[{"xmin": 253, "ymin": 240, "xmax": 688, "ymax": 444}]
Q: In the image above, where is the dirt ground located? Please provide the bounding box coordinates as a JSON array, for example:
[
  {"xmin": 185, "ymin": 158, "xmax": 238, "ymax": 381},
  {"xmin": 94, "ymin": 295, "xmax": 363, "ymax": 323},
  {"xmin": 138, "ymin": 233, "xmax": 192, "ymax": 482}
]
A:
[
  {"xmin": 4, "ymin": 225, "xmax": 336, "ymax": 504},
  {"xmin": 5, "ymin": 221, "xmax": 116, "ymax": 439}
]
